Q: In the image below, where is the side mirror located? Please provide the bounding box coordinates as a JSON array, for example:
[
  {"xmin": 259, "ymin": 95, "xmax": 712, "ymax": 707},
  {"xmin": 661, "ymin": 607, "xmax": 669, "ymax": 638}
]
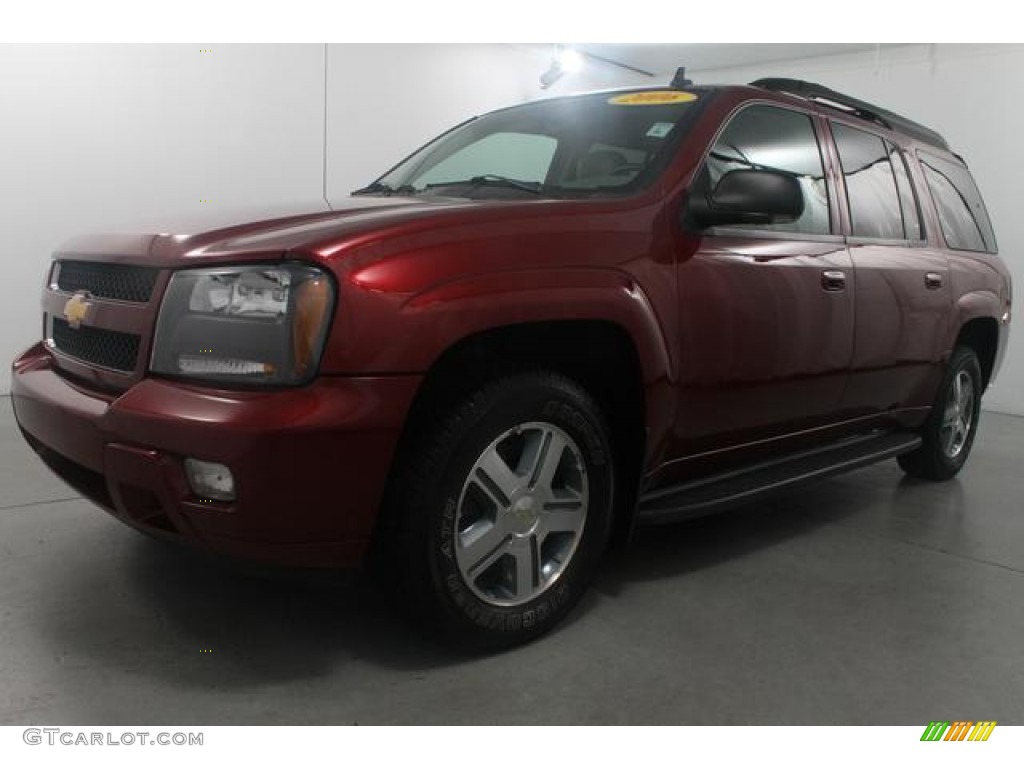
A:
[{"xmin": 689, "ymin": 168, "xmax": 804, "ymax": 228}]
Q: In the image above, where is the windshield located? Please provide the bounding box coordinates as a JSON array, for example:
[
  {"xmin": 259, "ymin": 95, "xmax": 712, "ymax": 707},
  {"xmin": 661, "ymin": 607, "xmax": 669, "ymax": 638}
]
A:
[{"xmin": 359, "ymin": 89, "xmax": 706, "ymax": 200}]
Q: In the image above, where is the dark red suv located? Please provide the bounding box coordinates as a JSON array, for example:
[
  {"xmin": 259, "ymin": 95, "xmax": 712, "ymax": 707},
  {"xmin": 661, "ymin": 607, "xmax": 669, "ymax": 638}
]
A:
[{"xmin": 11, "ymin": 77, "xmax": 1011, "ymax": 648}]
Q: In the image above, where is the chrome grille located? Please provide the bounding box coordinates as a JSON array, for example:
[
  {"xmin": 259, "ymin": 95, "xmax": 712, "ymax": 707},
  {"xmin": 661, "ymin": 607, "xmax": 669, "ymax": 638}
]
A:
[
  {"xmin": 56, "ymin": 261, "xmax": 159, "ymax": 303},
  {"xmin": 51, "ymin": 317, "xmax": 140, "ymax": 372}
]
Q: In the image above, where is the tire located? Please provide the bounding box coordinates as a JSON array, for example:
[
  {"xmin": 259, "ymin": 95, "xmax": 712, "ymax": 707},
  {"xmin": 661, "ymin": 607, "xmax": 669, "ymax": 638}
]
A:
[
  {"xmin": 898, "ymin": 346, "xmax": 983, "ymax": 481},
  {"xmin": 379, "ymin": 372, "xmax": 615, "ymax": 650}
]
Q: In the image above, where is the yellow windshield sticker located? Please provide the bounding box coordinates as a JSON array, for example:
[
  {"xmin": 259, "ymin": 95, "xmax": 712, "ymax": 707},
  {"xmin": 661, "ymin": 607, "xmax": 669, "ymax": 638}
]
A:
[{"xmin": 608, "ymin": 91, "xmax": 698, "ymax": 105}]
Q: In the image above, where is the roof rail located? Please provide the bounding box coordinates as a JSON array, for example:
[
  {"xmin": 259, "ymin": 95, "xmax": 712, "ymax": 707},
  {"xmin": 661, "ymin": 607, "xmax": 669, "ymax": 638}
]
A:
[{"xmin": 750, "ymin": 78, "xmax": 949, "ymax": 151}]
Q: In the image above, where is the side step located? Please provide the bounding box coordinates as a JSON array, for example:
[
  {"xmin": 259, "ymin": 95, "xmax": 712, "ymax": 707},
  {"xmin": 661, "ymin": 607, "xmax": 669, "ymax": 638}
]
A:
[{"xmin": 636, "ymin": 431, "xmax": 922, "ymax": 526}]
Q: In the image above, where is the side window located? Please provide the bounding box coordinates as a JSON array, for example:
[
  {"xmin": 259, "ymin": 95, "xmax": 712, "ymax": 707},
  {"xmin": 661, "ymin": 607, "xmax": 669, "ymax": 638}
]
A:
[
  {"xmin": 919, "ymin": 151, "xmax": 997, "ymax": 253},
  {"xmin": 831, "ymin": 122, "xmax": 903, "ymax": 239},
  {"xmin": 888, "ymin": 143, "xmax": 923, "ymax": 241},
  {"xmin": 702, "ymin": 105, "xmax": 830, "ymax": 235}
]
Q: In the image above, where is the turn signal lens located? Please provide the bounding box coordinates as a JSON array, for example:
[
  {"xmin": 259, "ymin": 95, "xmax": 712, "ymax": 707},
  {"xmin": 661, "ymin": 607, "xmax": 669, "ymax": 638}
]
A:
[{"xmin": 292, "ymin": 276, "xmax": 332, "ymax": 378}]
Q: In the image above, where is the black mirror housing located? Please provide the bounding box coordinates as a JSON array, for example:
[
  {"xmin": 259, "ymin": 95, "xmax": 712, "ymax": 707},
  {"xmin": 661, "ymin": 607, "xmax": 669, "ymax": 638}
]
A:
[{"xmin": 690, "ymin": 168, "xmax": 804, "ymax": 228}]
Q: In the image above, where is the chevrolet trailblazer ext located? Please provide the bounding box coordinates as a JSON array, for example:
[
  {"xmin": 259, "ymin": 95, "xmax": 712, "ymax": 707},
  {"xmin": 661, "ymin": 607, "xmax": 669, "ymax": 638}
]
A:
[{"xmin": 11, "ymin": 77, "xmax": 1011, "ymax": 648}]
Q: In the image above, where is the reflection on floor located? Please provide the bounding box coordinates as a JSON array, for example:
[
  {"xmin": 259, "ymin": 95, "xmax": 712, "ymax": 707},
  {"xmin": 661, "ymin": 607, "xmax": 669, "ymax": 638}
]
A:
[{"xmin": 2, "ymin": 395, "xmax": 1023, "ymax": 724}]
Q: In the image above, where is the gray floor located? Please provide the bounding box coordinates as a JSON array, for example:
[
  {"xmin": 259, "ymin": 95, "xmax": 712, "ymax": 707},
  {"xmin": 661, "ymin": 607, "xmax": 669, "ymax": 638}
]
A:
[{"xmin": 2, "ymin": 394, "xmax": 1023, "ymax": 725}]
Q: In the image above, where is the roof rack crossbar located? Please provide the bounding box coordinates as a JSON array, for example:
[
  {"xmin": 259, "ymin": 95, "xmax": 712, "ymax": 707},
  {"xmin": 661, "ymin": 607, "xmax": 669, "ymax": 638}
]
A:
[{"xmin": 749, "ymin": 78, "xmax": 949, "ymax": 150}]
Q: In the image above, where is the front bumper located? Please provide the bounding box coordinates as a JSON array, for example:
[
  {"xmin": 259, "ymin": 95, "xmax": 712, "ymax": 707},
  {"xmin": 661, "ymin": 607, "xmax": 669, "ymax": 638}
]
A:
[{"xmin": 11, "ymin": 343, "xmax": 421, "ymax": 567}]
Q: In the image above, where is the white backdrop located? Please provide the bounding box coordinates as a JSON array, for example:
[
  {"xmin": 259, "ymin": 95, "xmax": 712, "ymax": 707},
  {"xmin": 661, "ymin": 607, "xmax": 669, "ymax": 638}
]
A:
[{"xmin": 0, "ymin": 45, "xmax": 325, "ymax": 394}]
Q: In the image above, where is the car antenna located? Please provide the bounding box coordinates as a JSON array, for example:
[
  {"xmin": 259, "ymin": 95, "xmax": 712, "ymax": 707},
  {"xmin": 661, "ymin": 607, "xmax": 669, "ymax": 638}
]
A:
[{"xmin": 670, "ymin": 67, "xmax": 693, "ymax": 88}]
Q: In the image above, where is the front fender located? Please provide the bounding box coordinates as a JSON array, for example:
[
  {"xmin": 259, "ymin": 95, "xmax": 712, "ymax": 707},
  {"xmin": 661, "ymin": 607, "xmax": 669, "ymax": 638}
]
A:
[
  {"xmin": 323, "ymin": 265, "xmax": 677, "ymax": 464},
  {"xmin": 334, "ymin": 266, "xmax": 673, "ymax": 381}
]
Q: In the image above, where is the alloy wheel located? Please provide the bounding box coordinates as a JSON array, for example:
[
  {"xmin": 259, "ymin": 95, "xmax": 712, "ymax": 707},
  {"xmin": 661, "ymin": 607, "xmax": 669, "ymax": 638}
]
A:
[
  {"xmin": 454, "ymin": 421, "xmax": 588, "ymax": 607},
  {"xmin": 941, "ymin": 369, "xmax": 975, "ymax": 459}
]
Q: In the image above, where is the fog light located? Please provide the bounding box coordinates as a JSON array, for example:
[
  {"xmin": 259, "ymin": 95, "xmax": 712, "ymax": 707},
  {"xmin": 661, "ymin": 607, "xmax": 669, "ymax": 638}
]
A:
[{"xmin": 184, "ymin": 458, "xmax": 236, "ymax": 501}]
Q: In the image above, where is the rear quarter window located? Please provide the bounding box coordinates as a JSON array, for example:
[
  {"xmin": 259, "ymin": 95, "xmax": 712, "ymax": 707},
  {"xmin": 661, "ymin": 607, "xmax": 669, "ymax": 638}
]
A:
[{"xmin": 918, "ymin": 151, "xmax": 997, "ymax": 253}]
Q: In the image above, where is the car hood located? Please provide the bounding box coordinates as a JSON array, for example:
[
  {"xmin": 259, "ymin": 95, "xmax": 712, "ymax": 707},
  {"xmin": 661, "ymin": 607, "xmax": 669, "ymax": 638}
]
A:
[{"xmin": 52, "ymin": 195, "xmax": 518, "ymax": 267}]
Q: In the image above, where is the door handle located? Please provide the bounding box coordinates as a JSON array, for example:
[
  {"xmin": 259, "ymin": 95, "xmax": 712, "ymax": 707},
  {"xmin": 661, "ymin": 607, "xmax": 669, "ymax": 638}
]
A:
[
  {"xmin": 925, "ymin": 272, "xmax": 944, "ymax": 290},
  {"xmin": 821, "ymin": 270, "xmax": 847, "ymax": 291}
]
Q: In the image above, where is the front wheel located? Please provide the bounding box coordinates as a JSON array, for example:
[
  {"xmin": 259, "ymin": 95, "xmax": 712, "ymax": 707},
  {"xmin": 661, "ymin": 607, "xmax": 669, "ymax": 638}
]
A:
[
  {"xmin": 382, "ymin": 372, "xmax": 615, "ymax": 650},
  {"xmin": 898, "ymin": 346, "xmax": 983, "ymax": 481}
]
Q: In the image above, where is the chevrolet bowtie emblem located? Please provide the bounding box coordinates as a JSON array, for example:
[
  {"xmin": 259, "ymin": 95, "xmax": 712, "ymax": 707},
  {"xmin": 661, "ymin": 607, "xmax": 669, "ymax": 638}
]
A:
[{"xmin": 63, "ymin": 292, "xmax": 93, "ymax": 329}]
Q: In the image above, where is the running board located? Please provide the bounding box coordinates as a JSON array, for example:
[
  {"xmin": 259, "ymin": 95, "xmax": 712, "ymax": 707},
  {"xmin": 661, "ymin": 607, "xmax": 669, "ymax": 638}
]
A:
[{"xmin": 636, "ymin": 432, "xmax": 922, "ymax": 525}]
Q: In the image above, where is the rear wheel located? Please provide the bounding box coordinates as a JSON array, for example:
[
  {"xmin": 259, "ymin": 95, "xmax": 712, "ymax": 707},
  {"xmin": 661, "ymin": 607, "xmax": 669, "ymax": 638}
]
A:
[
  {"xmin": 380, "ymin": 372, "xmax": 614, "ymax": 650},
  {"xmin": 898, "ymin": 346, "xmax": 982, "ymax": 481}
]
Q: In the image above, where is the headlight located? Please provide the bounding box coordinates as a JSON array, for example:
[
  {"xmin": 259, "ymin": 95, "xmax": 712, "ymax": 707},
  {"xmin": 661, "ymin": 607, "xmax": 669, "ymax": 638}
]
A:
[{"xmin": 151, "ymin": 263, "xmax": 334, "ymax": 386}]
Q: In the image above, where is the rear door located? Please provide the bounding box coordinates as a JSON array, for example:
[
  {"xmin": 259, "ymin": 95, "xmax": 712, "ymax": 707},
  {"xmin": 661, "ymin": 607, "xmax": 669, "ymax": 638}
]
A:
[{"xmin": 829, "ymin": 121, "xmax": 954, "ymax": 417}]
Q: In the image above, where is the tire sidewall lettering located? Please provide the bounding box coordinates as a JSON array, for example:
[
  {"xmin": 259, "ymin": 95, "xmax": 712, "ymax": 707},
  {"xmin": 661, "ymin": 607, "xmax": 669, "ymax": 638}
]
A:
[{"xmin": 542, "ymin": 399, "xmax": 607, "ymax": 467}]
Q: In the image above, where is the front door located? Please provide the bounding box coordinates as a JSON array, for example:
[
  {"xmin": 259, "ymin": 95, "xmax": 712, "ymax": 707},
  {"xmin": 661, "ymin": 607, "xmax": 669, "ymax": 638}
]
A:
[{"xmin": 670, "ymin": 104, "xmax": 855, "ymax": 475}]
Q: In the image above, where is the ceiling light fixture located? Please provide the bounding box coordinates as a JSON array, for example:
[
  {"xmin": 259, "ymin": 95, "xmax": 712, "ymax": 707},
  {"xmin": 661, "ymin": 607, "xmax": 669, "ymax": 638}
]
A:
[
  {"xmin": 540, "ymin": 45, "xmax": 585, "ymax": 89},
  {"xmin": 558, "ymin": 48, "xmax": 584, "ymax": 74}
]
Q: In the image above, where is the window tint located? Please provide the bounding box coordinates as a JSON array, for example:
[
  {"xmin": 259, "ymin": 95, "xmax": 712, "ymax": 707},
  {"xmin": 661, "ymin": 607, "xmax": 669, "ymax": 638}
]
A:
[
  {"xmin": 919, "ymin": 151, "xmax": 997, "ymax": 253},
  {"xmin": 703, "ymin": 105, "xmax": 830, "ymax": 235},
  {"xmin": 888, "ymin": 144, "xmax": 922, "ymax": 241},
  {"xmin": 416, "ymin": 132, "xmax": 557, "ymax": 187},
  {"xmin": 831, "ymin": 123, "xmax": 903, "ymax": 239}
]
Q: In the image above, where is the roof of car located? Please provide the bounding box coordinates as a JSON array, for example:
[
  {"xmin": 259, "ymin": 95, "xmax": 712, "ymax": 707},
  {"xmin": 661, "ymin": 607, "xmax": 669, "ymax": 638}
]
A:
[
  {"xmin": 746, "ymin": 78, "xmax": 949, "ymax": 151},
  {"xmin": 499, "ymin": 80, "xmax": 951, "ymax": 153}
]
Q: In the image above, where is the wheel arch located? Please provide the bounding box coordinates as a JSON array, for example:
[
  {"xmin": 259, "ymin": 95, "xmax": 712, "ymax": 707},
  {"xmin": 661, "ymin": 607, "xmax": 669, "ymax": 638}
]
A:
[
  {"xmin": 952, "ymin": 291, "xmax": 1003, "ymax": 389},
  {"xmin": 412, "ymin": 318, "xmax": 650, "ymax": 538}
]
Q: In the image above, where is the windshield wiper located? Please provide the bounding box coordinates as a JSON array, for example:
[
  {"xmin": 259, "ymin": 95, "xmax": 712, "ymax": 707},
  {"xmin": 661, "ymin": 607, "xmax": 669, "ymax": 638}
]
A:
[
  {"xmin": 351, "ymin": 181, "xmax": 418, "ymax": 196},
  {"xmin": 424, "ymin": 175, "xmax": 544, "ymax": 195}
]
